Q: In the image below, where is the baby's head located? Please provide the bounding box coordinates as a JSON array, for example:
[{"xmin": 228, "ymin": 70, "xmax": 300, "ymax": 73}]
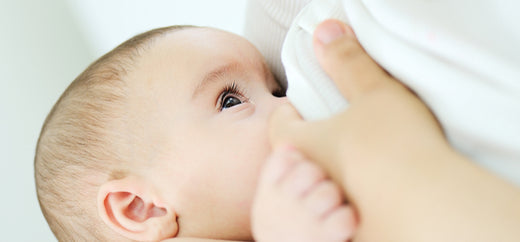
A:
[{"xmin": 35, "ymin": 25, "xmax": 286, "ymax": 241}]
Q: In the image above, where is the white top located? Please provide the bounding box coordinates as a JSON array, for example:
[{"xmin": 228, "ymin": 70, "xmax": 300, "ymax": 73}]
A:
[
  {"xmin": 243, "ymin": 0, "xmax": 311, "ymax": 85},
  {"xmin": 244, "ymin": 0, "xmax": 520, "ymax": 186}
]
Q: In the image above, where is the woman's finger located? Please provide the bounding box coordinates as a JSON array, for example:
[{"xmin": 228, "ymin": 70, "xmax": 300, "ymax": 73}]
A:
[{"xmin": 313, "ymin": 19, "xmax": 393, "ymax": 102}]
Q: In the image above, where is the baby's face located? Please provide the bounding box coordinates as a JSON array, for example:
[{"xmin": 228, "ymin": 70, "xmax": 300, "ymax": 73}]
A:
[{"xmin": 125, "ymin": 28, "xmax": 286, "ymax": 240}]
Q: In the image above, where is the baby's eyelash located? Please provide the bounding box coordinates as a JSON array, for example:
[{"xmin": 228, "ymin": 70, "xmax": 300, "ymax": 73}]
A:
[
  {"xmin": 217, "ymin": 81, "xmax": 248, "ymax": 111},
  {"xmin": 221, "ymin": 81, "xmax": 242, "ymax": 96}
]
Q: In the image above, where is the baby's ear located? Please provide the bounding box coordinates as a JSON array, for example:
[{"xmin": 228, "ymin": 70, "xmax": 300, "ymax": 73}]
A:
[{"xmin": 97, "ymin": 177, "xmax": 178, "ymax": 241}]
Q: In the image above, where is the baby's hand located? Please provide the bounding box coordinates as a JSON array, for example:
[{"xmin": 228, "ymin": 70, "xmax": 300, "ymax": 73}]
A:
[{"xmin": 252, "ymin": 146, "xmax": 357, "ymax": 242}]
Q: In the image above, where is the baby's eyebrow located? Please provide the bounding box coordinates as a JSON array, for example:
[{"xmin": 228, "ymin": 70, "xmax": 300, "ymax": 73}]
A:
[{"xmin": 192, "ymin": 62, "xmax": 242, "ymax": 99}]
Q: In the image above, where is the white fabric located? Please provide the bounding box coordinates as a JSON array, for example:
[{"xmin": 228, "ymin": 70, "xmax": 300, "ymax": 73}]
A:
[
  {"xmin": 282, "ymin": 0, "xmax": 350, "ymax": 121},
  {"xmin": 245, "ymin": 0, "xmax": 520, "ymax": 186},
  {"xmin": 243, "ymin": 0, "xmax": 312, "ymax": 85}
]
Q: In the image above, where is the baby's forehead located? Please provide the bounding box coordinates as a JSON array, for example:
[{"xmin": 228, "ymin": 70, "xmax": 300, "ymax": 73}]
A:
[
  {"xmin": 133, "ymin": 28, "xmax": 266, "ymax": 81},
  {"xmin": 125, "ymin": 26, "xmax": 269, "ymax": 97},
  {"xmin": 156, "ymin": 27, "xmax": 256, "ymax": 54}
]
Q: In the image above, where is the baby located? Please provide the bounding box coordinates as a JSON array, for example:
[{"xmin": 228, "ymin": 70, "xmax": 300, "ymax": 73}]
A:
[{"xmin": 35, "ymin": 25, "xmax": 356, "ymax": 241}]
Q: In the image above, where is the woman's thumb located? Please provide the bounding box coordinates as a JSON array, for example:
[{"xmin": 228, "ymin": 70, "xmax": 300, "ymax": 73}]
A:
[{"xmin": 313, "ymin": 19, "xmax": 392, "ymax": 102}]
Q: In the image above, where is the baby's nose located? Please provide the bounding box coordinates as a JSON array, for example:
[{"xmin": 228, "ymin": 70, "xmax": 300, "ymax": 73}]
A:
[
  {"xmin": 275, "ymin": 96, "xmax": 289, "ymax": 106},
  {"xmin": 264, "ymin": 96, "xmax": 289, "ymax": 117}
]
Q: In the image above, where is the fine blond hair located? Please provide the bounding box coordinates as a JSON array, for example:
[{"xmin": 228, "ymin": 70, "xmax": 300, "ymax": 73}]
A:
[{"xmin": 34, "ymin": 25, "xmax": 191, "ymax": 241}]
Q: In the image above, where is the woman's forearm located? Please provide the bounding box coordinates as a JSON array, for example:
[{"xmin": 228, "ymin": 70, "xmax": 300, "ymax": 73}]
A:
[{"xmin": 347, "ymin": 147, "xmax": 520, "ymax": 242}]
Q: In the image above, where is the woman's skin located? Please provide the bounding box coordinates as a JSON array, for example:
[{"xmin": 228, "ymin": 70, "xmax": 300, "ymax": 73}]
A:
[{"xmin": 269, "ymin": 19, "xmax": 520, "ymax": 242}]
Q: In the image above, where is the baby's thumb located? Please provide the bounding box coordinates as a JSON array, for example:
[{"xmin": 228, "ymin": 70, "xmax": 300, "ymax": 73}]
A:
[{"xmin": 313, "ymin": 19, "xmax": 392, "ymax": 102}]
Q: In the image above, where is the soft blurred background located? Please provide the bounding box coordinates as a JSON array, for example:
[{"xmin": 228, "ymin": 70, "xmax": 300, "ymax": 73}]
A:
[{"xmin": 0, "ymin": 0, "xmax": 246, "ymax": 240}]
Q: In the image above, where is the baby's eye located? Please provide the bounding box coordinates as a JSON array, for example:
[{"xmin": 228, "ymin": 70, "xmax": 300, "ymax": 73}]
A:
[
  {"xmin": 217, "ymin": 82, "xmax": 247, "ymax": 111},
  {"xmin": 221, "ymin": 95, "xmax": 242, "ymax": 109}
]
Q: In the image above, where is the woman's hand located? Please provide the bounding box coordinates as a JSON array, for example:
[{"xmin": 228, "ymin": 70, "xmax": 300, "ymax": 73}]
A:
[
  {"xmin": 269, "ymin": 19, "xmax": 520, "ymax": 242},
  {"xmin": 270, "ymin": 19, "xmax": 448, "ymax": 197}
]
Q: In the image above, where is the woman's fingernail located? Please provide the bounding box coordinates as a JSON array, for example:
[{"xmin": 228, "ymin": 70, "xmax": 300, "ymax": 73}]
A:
[{"xmin": 316, "ymin": 20, "xmax": 347, "ymax": 44}]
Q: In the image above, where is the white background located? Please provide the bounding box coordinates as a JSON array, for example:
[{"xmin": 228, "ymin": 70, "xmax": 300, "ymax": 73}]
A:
[{"xmin": 0, "ymin": 0, "xmax": 246, "ymax": 241}]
